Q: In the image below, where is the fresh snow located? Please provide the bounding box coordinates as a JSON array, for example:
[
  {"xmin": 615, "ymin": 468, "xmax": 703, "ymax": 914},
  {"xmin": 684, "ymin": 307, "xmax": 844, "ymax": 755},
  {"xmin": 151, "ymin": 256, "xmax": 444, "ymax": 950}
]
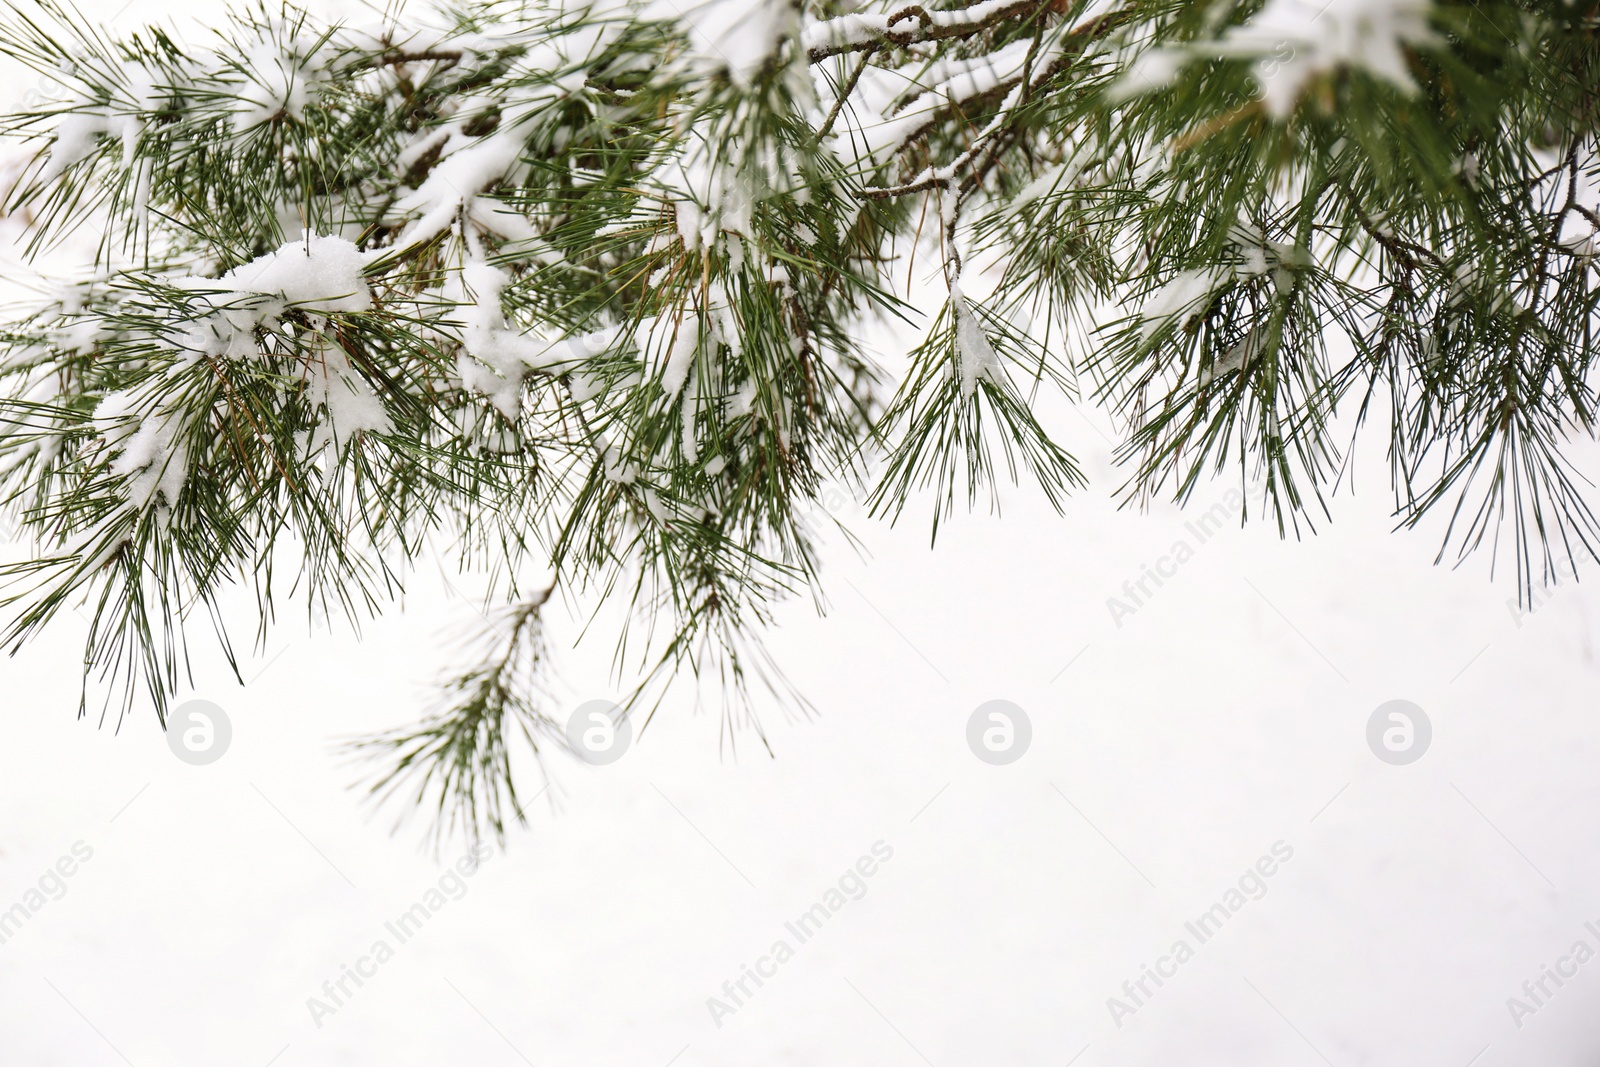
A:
[
  {"xmin": 450, "ymin": 260, "xmax": 564, "ymax": 420},
  {"xmin": 839, "ymin": 37, "xmax": 1041, "ymax": 166},
  {"xmin": 35, "ymin": 61, "xmax": 164, "ymax": 185},
  {"xmin": 1225, "ymin": 0, "xmax": 1436, "ymax": 115},
  {"xmin": 949, "ymin": 280, "xmax": 998, "ymax": 398},
  {"xmin": 218, "ymin": 233, "xmax": 373, "ymax": 314},
  {"xmin": 92, "ymin": 386, "xmax": 189, "ymax": 512},
  {"xmin": 229, "ymin": 36, "xmax": 329, "ymax": 132},
  {"xmin": 389, "ymin": 129, "xmax": 529, "ymax": 253},
  {"xmin": 660, "ymin": 315, "xmax": 700, "ymax": 400},
  {"xmin": 1136, "ymin": 266, "xmax": 1231, "ymax": 339},
  {"xmin": 86, "ymin": 234, "xmax": 384, "ymax": 504},
  {"xmin": 154, "ymin": 234, "xmax": 373, "ymax": 362},
  {"xmin": 803, "ymin": 0, "xmax": 1034, "ymax": 57},
  {"xmin": 649, "ymin": 0, "xmax": 799, "ymax": 88},
  {"xmin": 1110, "ymin": 0, "xmax": 1435, "ymax": 114},
  {"xmin": 304, "ymin": 348, "xmax": 394, "ymax": 452}
]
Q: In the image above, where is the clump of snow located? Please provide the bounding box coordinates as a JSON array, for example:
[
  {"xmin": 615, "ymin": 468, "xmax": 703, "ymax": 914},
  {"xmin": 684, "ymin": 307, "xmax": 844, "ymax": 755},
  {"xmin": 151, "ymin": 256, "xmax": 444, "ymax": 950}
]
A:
[
  {"xmin": 47, "ymin": 276, "xmax": 109, "ymax": 355},
  {"xmin": 35, "ymin": 27, "xmax": 331, "ymax": 192},
  {"xmin": 37, "ymin": 112, "xmax": 112, "ymax": 185},
  {"xmin": 949, "ymin": 281, "xmax": 998, "ymax": 399},
  {"xmin": 1106, "ymin": 0, "xmax": 1435, "ymax": 115},
  {"xmin": 1135, "ymin": 223, "xmax": 1305, "ymax": 340},
  {"xmin": 448, "ymin": 260, "xmax": 566, "ymax": 420},
  {"xmin": 82, "ymin": 234, "xmax": 390, "ymax": 503},
  {"xmin": 157, "ymin": 233, "xmax": 373, "ymax": 362},
  {"xmin": 219, "ymin": 233, "xmax": 373, "ymax": 313},
  {"xmin": 1199, "ymin": 325, "xmax": 1269, "ymax": 385},
  {"xmin": 304, "ymin": 347, "xmax": 394, "ymax": 453},
  {"xmin": 1010, "ymin": 160, "xmax": 1074, "ymax": 211},
  {"xmin": 648, "ymin": 121, "xmax": 798, "ymax": 262},
  {"xmin": 1225, "ymin": 0, "xmax": 1436, "ymax": 115},
  {"xmin": 228, "ymin": 31, "xmax": 332, "ymax": 132},
  {"xmin": 376, "ymin": 20, "xmax": 618, "ymax": 255},
  {"xmin": 36, "ymin": 61, "xmax": 167, "ymax": 188},
  {"xmin": 648, "ymin": 0, "xmax": 798, "ymax": 88},
  {"xmin": 1556, "ymin": 153, "xmax": 1600, "ymax": 260},
  {"xmin": 389, "ymin": 129, "xmax": 528, "ymax": 252},
  {"xmin": 660, "ymin": 315, "xmax": 700, "ymax": 400},
  {"xmin": 803, "ymin": 0, "xmax": 1045, "ymax": 57},
  {"xmin": 1561, "ymin": 223, "xmax": 1600, "ymax": 260},
  {"xmin": 1106, "ymin": 45, "xmax": 1188, "ymax": 102},
  {"xmin": 92, "ymin": 387, "xmax": 189, "ymax": 513},
  {"xmin": 208, "ymin": 235, "xmax": 390, "ymax": 448},
  {"xmin": 1136, "ymin": 266, "xmax": 1231, "ymax": 340},
  {"xmin": 840, "ymin": 37, "xmax": 1040, "ymax": 166}
]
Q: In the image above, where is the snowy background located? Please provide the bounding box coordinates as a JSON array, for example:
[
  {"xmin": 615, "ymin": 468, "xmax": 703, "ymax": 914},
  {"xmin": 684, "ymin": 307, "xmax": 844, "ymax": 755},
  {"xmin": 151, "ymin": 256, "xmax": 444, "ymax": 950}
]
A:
[{"xmin": 4, "ymin": 2, "xmax": 1600, "ymax": 1065}]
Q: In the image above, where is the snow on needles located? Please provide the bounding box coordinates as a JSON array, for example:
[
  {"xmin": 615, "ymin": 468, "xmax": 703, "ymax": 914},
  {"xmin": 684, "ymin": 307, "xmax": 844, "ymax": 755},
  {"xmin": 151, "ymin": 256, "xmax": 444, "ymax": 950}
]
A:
[
  {"xmin": 92, "ymin": 386, "xmax": 189, "ymax": 514},
  {"xmin": 91, "ymin": 233, "xmax": 385, "ymax": 517},
  {"xmin": 803, "ymin": 0, "xmax": 1034, "ymax": 57},
  {"xmin": 218, "ymin": 233, "xmax": 373, "ymax": 313},
  {"xmin": 35, "ymin": 62, "xmax": 166, "ymax": 190},
  {"xmin": 448, "ymin": 260, "xmax": 566, "ymax": 421},
  {"xmin": 304, "ymin": 347, "xmax": 395, "ymax": 453},
  {"xmin": 211, "ymin": 234, "xmax": 393, "ymax": 449},
  {"xmin": 161, "ymin": 233, "xmax": 373, "ymax": 361},
  {"xmin": 949, "ymin": 280, "xmax": 998, "ymax": 399},
  {"xmin": 1112, "ymin": 0, "xmax": 1436, "ymax": 115},
  {"xmin": 646, "ymin": 0, "xmax": 799, "ymax": 88},
  {"xmin": 229, "ymin": 32, "xmax": 332, "ymax": 133},
  {"xmin": 1228, "ymin": 0, "xmax": 1435, "ymax": 115},
  {"xmin": 389, "ymin": 127, "xmax": 533, "ymax": 253}
]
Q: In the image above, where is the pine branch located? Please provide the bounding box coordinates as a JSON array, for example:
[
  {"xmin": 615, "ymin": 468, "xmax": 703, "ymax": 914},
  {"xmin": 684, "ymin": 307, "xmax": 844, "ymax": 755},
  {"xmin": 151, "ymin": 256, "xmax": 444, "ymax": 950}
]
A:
[{"xmin": 0, "ymin": 0, "xmax": 1595, "ymax": 844}]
